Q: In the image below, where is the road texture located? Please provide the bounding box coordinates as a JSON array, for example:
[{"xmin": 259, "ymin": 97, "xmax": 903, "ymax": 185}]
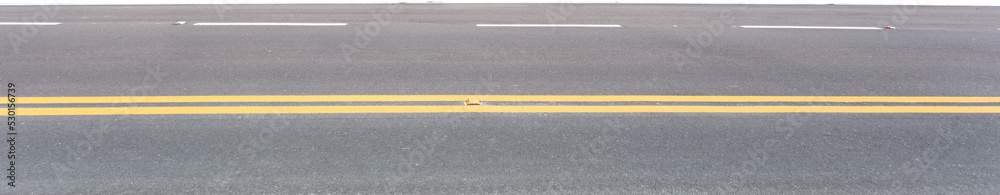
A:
[{"xmin": 2, "ymin": 4, "xmax": 999, "ymax": 194}]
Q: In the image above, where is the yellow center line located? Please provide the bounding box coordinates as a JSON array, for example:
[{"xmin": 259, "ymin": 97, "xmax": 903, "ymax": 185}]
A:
[
  {"xmin": 18, "ymin": 106, "xmax": 1000, "ymax": 115},
  {"xmin": 17, "ymin": 95, "xmax": 1000, "ymax": 104}
]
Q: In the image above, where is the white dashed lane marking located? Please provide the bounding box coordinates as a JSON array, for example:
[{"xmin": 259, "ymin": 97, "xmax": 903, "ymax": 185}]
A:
[
  {"xmin": 191, "ymin": 23, "xmax": 348, "ymax": 26},
  {"xmin": 476, "ymin": 24, "xmax": 622, "ymax": 28},
  {"xmin": 740, "ymin": 25, "xmax": 883, "ymax": 30},
  {"xmin": 0, "ymin": 22, "xmax": 61, "ymax": 25}
]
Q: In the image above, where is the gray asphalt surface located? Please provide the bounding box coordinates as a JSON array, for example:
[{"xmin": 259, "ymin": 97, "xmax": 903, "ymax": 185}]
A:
[{"xmin": 2, "ymin": 4, "xmax": 1000, "ymax": 194}]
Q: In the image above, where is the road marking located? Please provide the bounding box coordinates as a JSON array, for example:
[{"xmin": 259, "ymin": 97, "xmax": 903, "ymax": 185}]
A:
[
  {"xmin": 476, "ymin": 24, "xmax": 622, "ymax": 28},
  {"xmin": 18, "ymin": 95, "xmax": 1000, "ymax": 104},
  {"xmin": 19, "ymin": 106, "xmax": 1000, "ymax": 115},
  {"xmin": 192, "ymin": 23, "xmax": 348, "ymax": 26},
  {"xmin": 0, "ymin": 22, "xmax": 61, "ymax": 25},
  {"xmin": 739, "ymin": 25, "xmax": 882, "ymax": 30}
]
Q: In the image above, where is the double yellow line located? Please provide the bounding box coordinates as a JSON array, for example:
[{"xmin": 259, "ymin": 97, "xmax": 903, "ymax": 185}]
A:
[
  {"xmin": 16, "ymin": 95, "xmax": 1000, "ymax": 115},
  {"xmin": 19, "ymin": 95, "xmax": 1000, "ymax": 104}
]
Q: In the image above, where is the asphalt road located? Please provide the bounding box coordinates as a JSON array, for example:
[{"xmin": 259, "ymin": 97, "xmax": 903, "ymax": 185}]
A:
[{"xmin": 2, "ymin": 4, "xmax": 1000, "ymax": 194}]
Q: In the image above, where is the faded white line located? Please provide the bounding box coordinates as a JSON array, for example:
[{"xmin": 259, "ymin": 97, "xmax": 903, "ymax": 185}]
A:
[
  {"xmin": 192, "ymin": 23, "xmax": 348, "ymax": 26},
  {"xmin": 477, "ymin": 24, "xmax": 622, "ymax": 28},
  {"xmin": 740, "ymin": 25, "xmax": 882, "ymax": 30},
  {"xmin": 0, "ymin": 22, "xmax": 61, "ymax": 25}
]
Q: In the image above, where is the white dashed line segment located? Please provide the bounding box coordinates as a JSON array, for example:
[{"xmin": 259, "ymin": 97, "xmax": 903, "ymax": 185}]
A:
[
  {"xmin": 192, "ymin": 23, "xmax": 348, "ymax": 26},
  {"xmin": 739, "ymin": 25, "xmax": 883, "ymax": 30},
  {"xmin": 0, "ymin": 22, "xmax": 61, "ymax": 25},
  {"xmin": 476, "ymin": 24, "xmax": 622, "ymax": 28}
]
